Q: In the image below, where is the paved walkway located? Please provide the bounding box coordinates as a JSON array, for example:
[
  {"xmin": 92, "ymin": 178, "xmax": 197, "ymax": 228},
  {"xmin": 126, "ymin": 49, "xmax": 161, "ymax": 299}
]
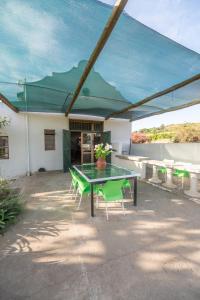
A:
[{"xmin": 0, "ymin": 172, "xmax": 200, "ymax": 300}]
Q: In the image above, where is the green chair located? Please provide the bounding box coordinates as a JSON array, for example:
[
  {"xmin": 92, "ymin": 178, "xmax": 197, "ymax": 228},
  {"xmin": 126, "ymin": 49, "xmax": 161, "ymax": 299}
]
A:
[
  {"xmin": 98, "ymin": 180, "xmax": 125, "ymax": 220},
  {"xmin": 76, "ymin": 180, "xmax": 102, "ymax": 210},
  {"xmin": 69, "ymin": 169, "xmax": 101, "ymax": 210},
  {"xmin": 173, "ymin": 169, "xmax": 190, "ymax": 188},
  {"xmin": 76, "ymin": 177, "xmax": 91, "ymax": 209},
  {"xmin": 69, "ymin": 168, "xmax": 79, "ymax": 193},
  {"xmin": 122, "ymin": 179, "xmax": 133, "ymax": 195},
  {"xmin": 158, "ymin": 167, "xmax": 167, "ymax": 180},
  {"xmin": 159, "ymin": 167, "xmax": 167, "ymax": 174},
  {"xmin": 158, "ymin": 160, "xmax": 174, "ymax": 181}
]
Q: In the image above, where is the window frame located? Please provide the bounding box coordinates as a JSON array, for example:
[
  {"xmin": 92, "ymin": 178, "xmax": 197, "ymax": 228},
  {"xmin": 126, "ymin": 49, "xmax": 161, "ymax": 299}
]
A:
[
  {"xmin": 44, "ymin": 129, "xmax": 56, "ymax": 151},
  {"xmin": 69, "ymin": 119, "xmax": 104, "ymax": 132},
  {"xmin": 0, "ymin": 136, "xmax": 9, "ymax": 159}
]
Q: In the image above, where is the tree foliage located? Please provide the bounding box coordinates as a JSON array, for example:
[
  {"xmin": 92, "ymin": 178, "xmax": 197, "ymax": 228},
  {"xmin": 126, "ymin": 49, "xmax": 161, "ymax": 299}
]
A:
[
  {"xmin": 132, "ymin": 123, "xmax": 200, "ymax": 143},
  {"xmin": 132, "ymin": 132, "xmax": 149, "ymax": 144},
  {"xmin": 0, "ymin": 117, "xmax": 9, "ymax": 129}
]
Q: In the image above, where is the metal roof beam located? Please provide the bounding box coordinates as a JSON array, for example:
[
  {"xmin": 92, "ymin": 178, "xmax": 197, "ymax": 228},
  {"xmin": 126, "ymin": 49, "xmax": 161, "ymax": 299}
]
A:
[
  {"xmin": 106, "ymin": 72, "xmax": 200, "ymax": 119},
  {"xmin": 0, "ymin": 93, "xmax": 19, "ymax": 113}
]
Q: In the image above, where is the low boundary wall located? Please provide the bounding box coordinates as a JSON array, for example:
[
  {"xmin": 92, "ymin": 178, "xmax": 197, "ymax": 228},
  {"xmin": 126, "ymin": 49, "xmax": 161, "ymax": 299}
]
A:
[{"xmin": 131, "ymin": 143, "xmax": 200, "ymax": 164}]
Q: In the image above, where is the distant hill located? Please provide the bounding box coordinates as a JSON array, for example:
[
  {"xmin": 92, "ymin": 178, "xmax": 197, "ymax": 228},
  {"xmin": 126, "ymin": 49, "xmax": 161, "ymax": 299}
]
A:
[{"xmin": 132, "ymin": 123, "xmax": 200, "ymax": 143}]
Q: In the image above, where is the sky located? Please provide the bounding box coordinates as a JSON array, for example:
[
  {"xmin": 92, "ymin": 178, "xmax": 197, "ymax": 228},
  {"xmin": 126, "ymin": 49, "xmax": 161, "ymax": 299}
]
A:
[{"xmin": 102, "ymin": 0, "xmax": 200, "ymax": 130}]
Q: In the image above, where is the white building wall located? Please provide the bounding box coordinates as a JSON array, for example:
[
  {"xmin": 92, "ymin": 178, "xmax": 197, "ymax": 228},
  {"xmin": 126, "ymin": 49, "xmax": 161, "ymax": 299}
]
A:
[
  {"xmin": 1, "ymin": 102, "xmax": 131, "ymax": 178},
  {"xmin": 28, "ymin": 113, "xmax": 68, "ymax": 173},
  {"xmin": 0, "ymin": 103, "xmax": 27, "ymax": 178},
  {"xmin": 104, "ymin": 119, "xmax": 132, "ymax": 162},
  {"xmin": 104, "ymin": 119, "xmax": 131, "ymax": 143},
  {"xmin": 0, "ymin": 102, "xmax": 69, "ymax": 178}
]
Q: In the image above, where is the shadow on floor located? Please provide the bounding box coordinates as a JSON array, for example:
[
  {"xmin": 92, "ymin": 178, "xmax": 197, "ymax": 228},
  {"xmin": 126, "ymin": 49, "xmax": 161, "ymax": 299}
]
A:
[{"xmin": 0, "ymin": 172, "xmax": 200, "ymax": 300}]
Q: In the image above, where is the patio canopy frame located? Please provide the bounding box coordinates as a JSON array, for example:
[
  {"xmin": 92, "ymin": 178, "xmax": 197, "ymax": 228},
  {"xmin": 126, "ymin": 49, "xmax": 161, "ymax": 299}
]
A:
[{"xmin": 106, "ymin": 72, "xmax": 200, "ymax": 120}]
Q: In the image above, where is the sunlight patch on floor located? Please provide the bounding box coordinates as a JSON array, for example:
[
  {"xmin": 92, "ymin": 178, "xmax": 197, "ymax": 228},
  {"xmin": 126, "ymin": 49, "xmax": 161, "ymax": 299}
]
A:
[{"xmin": 136, "ymin": 251, "xmax": 175, "ymax": 272}]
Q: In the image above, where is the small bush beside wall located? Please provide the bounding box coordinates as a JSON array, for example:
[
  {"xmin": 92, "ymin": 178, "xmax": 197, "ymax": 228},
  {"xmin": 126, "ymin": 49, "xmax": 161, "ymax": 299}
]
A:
[{"xmin": 0, "ymin": 178, "xmax": 23, "ymax": 234}]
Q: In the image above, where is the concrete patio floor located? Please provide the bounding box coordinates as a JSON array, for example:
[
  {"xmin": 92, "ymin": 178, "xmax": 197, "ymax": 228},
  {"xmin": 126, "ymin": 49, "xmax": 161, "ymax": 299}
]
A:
[{"xmin": 0, "ymin": 172, "xmax": 200, "ymax": 300}]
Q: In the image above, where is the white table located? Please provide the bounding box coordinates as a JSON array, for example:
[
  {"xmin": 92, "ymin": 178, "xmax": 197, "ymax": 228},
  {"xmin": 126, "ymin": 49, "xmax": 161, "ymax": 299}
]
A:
[
  {"xmin": 162, "ymin": 166, "xmax": 177, "ymax": 189},
  {"xmin": 144, "ymin": 160, "xmax": 164, "ymax": 184},
  {"xmin": 144, "ymin": 160, "xmax": 200, "ymax": 196},
  {"xmin": 145, "ymin": 160, "xmax": 182, "ymax": 189}
]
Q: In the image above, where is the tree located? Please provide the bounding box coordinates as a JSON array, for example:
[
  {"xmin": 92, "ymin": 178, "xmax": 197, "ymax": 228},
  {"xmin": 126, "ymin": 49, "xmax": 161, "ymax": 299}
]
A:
[
  {"xmin": 131, "ymin": 132, "xmax": 149, "ymax": 144},
  {"xmin": 0, "ymin": 117, "xmax": 9, "ymax": 129}
]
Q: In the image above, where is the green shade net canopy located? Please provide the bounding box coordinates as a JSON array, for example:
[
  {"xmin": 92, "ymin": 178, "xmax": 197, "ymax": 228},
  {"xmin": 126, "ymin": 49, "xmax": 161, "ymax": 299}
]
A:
[
  {"xmin": 16, "ymin": 60, "xmax": 131, "ymax": 117},
  {"xmin": 1, "ymin": 0, "xmax": 200, "ymax": 120}
]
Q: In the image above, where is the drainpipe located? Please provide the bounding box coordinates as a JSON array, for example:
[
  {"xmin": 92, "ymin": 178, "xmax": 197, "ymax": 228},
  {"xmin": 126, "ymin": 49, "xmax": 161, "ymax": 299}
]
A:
[{"xmin": 24, "ymin": 78, "xmax": 31, "ymax": 176}]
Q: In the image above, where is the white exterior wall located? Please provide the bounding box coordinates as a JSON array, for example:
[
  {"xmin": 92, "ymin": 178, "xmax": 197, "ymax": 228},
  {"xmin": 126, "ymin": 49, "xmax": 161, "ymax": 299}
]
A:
[
  {"xmin": 28, "ymin": 114, "xmax": 68, "ymax": 173},
  {"xmin": 0, "ymin": 103, "xmax": 69, "ymax": 178},
  {"xmin": 104, "ymin": 119, "xmax": 132, "ymax": 162},
  {"xmin": 104, "ymin": 119, "xmax": 131, "ymax": 143},
  {"xmin": 0, "ymin": 103, "xmax": 131, "ymax": 178},
  {"xmin": 0, "ymin": 103, "xmax": 27, "ymax": 178}
]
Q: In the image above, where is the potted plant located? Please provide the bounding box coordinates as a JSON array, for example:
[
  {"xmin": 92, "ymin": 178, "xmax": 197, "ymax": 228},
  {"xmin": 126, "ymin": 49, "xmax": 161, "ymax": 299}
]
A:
[{"xmin": 94, "ymin": 143, "xmax": 112, "ymax": 169}]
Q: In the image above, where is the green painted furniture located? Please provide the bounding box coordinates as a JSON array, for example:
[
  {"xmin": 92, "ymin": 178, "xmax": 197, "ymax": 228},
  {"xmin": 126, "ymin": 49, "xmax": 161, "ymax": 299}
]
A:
[
  {"xmin": 173, "ymin": 169, "xmax": 190, "ymax": 188},
  {"xmin": 73, "ymin": 171, "xmax": 101, "ymax": 210},
  {"xmin": 98, "ymin": 180, "xmax": 125, "ymax": 220},
  {"xmin": 76, "ymin": 177, "xmax": 91, "ymax": 210},
  {"xmin": 158, "ymin": 167, "xmax": 167, "ymax": 181},
  {"xmin": 159, "ymin": 167, "xmax": 167, "ymax": 174},
  {"xmin": 122, "ymin": 179, "xmax": 133, "ymax": 195},
  {"xmin": 73, "ymin": 163, "xmax": 139, "ymax": 217},
  {"xmin": 69, "ymin": 168, "xmax": 78, "ymax": 193}
]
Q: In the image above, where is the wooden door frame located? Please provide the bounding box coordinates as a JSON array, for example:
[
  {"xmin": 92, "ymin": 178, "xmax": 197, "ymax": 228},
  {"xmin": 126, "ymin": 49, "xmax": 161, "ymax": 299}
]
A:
[
  {"xmin": 69, "ymin": 128, "xmax": 103, "ymax": 165},
  {"xmin": 81, "ymin": 132, "xmax": 95, "ymax": 164}
]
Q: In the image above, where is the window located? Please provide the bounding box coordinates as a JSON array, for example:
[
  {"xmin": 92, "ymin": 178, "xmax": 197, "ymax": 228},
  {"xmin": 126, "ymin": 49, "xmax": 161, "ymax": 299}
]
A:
[
  {"xmin": 93, "ymin": 122, "xmax": 103, "ymax": 132},
  {"xmin": 69, "ymin": 120, "xmax": 103, "ymax": 132},
  {"xmin": 0, "ymin": 136, "xmax": 9, "ymax": 159},
  {"xmin": 44, "ymin": 129, "xmax": 55, "ymax": 151}
]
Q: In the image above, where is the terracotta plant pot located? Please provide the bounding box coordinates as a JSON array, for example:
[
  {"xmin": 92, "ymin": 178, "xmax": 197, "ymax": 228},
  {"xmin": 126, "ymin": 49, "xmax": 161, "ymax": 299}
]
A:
[{"xmin": 96, "ymin": 157, "xmax": 107, "ymax": 169}]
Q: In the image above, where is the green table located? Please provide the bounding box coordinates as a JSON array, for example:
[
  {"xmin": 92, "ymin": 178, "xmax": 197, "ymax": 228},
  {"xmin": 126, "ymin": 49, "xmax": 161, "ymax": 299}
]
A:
[{"xmin": 73, "ymin": 163, "xmax": 139, "ymax": 217}]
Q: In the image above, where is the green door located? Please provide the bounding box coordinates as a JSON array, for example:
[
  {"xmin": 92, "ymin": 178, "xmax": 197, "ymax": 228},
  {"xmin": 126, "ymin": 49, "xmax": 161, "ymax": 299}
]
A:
[
  {"xmin": 63, "ymin": 130, "xmax": 71, "ymax": 172},
  {"xmin": 102, "ymin": 131, "xmax": 111, "ymax": 163}
]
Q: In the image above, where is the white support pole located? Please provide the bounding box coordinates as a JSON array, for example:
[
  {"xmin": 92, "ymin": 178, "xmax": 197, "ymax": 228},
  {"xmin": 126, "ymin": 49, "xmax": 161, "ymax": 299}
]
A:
[
  {"xmin": 24, "ymin": 79, "xmax": 31, "ymax": 176},
  {"xmin": 140, "ymin": 162, "xmax": 147, "ymax": 179},
  {"xmin": 162, "ymin": 167, "xmax": 176, "ymax": 189},
  {"xmin": 184, "ymin": 172, "xmax": 200, "ymax": 198},
  {"xmin": 149, "ymin": 165, "xmax": 162, "ymax": 184}
]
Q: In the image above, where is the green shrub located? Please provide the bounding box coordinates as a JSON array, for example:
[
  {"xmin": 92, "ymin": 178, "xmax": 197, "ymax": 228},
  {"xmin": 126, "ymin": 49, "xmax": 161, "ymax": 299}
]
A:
[
  {"xmin": 0, "ymin": 178, "xmax": 8, "ymax": 188},
  {"xmin": 172, "ymin": 126, "xmax": 200, "ymax": 143},
  {"xmin": 0, "ymin": 178, "xmax": 9, "ymax": 197},
  {"xmin": 0, "ymin": 179, "xmax": 22, "ymax": 233},
  {"xmin": 137, "ymin": 123, "xmax": 200, "ymax": 143},
  {"xmin": 131, "ymin": 132, "xmax": 149, "ymax": 143},
  {"xmin": 0, "ymin": 117, "xmax": 9, "ymax": 129},
  {"xmin": 147, "ymin": 132, "xmax": 174, "ymax": 142}
]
